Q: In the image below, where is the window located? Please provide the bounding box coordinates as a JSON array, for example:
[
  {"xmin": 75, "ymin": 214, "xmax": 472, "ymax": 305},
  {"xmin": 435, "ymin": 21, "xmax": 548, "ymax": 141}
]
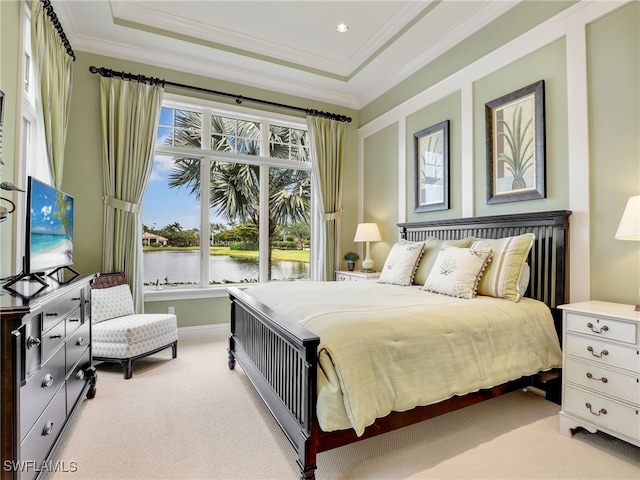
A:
[{"xmin": 143, "ymin": 95, "xmax": 312, "ymax": 290}]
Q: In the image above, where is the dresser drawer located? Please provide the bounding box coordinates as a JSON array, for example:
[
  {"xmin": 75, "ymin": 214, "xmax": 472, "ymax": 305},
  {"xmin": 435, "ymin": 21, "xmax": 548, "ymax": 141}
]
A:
[
  {"xmin": 565, "ymin": 334, "xmax": 640, "ymax": 372},
  {"xmin": 66, "ymin": 320, "xmax": 90, "ymax": 373},
  {"xmin": 41, "ymin": 318, "xmax": 65, "ymax": 364},
  {"xmin": 19, "ymin": 386, "xmax": 67, "ymax": 480},
  {"xmin": 564, "ymin": 385, "xmax": 640, "ymax": 441},
  {"xmin": 336, "ymin": 273, "xmax": 351, "ymax": 281},
  {"xmin": 565, "ymin": 357, "xmax": 640, "ymax": 406},
  {"xmin": 566, "ymin": 312, "xmax": 637, "ymax": 344},
  {"xmin": 65, "ymin": 306, "xmax": 83, "ymax": 337},
  {"xmin": 20, "ymin": 345, "xmax": 66, "ymax": 441},
  {"xmin": 42, "ymin": 292, "xmax": 82, "ymax": 332},
  {"xmin": 66, "ymin": 348, "xmax": 91, "ymax": 415}
]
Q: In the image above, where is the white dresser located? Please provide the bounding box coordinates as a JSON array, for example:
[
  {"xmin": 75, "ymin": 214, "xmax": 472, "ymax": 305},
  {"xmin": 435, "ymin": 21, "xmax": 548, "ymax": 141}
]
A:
[
  {"xmin": 335, "ymin": 270, "xmax": 381, "ymax": 282},
  {"xmin": 559, "ymin": 301, "xmax": 640, "ymax": 447}
]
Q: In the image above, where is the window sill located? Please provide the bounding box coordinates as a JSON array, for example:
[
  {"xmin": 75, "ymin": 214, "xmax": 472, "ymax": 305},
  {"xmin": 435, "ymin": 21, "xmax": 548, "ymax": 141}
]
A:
[{"xmin": 144, "ymin": 285, "xmax": 244, "ymax": 302}]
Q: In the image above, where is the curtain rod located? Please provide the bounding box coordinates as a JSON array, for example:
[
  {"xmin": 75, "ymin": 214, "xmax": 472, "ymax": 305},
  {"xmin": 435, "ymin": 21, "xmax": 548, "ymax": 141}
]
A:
[
  {"xmin": 41, "ymin": 0, "xmax": 75, "ymax": 61},
  {"xmin": 88, "ymin": 66, "xmax": 352, "ymax": 123}
]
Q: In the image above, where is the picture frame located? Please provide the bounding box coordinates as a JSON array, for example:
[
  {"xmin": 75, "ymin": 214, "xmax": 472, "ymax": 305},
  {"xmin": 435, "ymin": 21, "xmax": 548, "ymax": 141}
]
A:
[
  {"xmin": 414, "ymin": 119, "xmax": 449, "ymax": 213},
  {"xmin": 485, "ymin": 80, "xmax": 545, "ymax": 204}
]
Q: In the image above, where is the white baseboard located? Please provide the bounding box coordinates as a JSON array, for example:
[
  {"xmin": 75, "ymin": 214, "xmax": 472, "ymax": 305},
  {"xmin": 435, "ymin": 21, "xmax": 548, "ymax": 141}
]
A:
[{"xmin": 178, "ymin": 323, "xmax": 229, "ymax": 341}]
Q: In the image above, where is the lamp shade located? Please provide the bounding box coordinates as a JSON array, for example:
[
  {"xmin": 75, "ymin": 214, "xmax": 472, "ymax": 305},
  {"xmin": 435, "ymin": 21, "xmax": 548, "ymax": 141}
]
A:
[
  {"xmin": 615, "ymin": 195, "xmax": 640, "ymax": 241},
  {"xmin": 354, "ymin": 223, "xmax": 382, "ymax": 242}
]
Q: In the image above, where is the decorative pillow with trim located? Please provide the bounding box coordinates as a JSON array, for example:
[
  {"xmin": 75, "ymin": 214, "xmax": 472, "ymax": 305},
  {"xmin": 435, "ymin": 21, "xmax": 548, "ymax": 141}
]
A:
[
  {"xmin": 91, "ymin": 284, "xmax": 135, "ymax": 323},
  {"xmin": 423, "ymin": 245, "xmax": 492, "ymax": 299},
  {"xmin": 472, "ymin": 233, "xmax": 535, "ymax": 302},
  {"xmin": 377, "ymin": 242, "xmax": 424, "ymax": 286},
  {"xmin": 412, "ymin": 237, "xmax": 475, "ymax": 285}
]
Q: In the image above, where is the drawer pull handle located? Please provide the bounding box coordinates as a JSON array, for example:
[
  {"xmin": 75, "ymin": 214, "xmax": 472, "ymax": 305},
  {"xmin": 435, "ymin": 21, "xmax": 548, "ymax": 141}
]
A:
[
  {"xmin": 76, "ymin": 337, "xmax": 85, "ymax": 346},
  {"xmin": 585, "ymin": 403, "xmax": 607, "ymax": 416},
  {"xmin": 45, "ymin": 312, "xmax": 59, "ymax": 317},
  {"xmin": 26, "ymin": 336, "xmax": 41, "ymax": 349},
  {"xmin": 68, "ymin": 317, "xmax": 80, "ymax": 322},
  {"xmin": 72, "ymin": 297, "xmax": 81, "ymax": 301},
  {"xmin": 49, "ymin": 334, "xmax": 62, "ymax": 339},
  {"xmin": 43, "ymin": 421, "xmax": 54, "ymax": 436},
  {"xmin": 587, "ymin": 346, "xmax": 608, "ymax": 358},
  {"xmin": 586, "ymin": 322, "xmax": 609, "ymax": 334},
  {"xmin": 76, "ymin": 370, "xmax": 85, "ymax": 381},
  {"xmin": 586, "ymin": 372, "xmax": 608, "ymax": 383},
  {"xmin": 42, "ymin": 374, "xmax": 54, "ymax": 388}
]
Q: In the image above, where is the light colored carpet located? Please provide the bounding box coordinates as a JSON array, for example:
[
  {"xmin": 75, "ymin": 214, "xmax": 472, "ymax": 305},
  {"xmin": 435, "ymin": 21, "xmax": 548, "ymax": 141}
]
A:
[{"xmin": 47, "ymin": 338, "xmax": 640, "ymax": 480}]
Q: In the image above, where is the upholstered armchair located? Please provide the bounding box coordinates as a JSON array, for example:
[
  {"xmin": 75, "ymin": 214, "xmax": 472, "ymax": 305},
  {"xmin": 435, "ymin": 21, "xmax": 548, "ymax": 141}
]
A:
[{"xmin": 90, "ymin": 273, "xmax": 178, "ymax": 379}]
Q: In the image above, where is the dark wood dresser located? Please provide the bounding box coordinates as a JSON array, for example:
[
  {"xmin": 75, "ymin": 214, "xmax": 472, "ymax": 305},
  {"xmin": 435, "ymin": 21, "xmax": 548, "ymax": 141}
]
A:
[{"xmin": 1, "ymin": 274, "xmax": 97, "ymax": 480}]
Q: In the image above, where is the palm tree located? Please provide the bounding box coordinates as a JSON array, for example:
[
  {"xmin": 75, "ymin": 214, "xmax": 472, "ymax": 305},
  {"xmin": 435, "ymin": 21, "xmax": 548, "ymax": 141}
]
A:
[
  {"xmin": 166, "ymin": 110, "xmax": 310, "ymax": 278},
  {"xmin": 497, "ymin": 105, "xmax": 534, "ymax": 190}
]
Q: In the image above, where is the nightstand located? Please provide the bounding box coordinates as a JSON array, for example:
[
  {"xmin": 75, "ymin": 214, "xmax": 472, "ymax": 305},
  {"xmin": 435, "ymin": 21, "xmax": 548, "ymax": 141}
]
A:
[
  {"xmin": 558, "ymin": 301, "xmax": 640, "ymax": 447},
  {"xmin": 335, "ymin": 270, "xmax": 381, "ymax": 282}
]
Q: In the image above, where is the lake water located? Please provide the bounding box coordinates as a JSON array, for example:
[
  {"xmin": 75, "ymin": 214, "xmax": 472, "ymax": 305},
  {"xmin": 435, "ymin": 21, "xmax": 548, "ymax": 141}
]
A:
[{"xmin": 143, "ymin": 250, "xmax": 309, "ymax": 284}]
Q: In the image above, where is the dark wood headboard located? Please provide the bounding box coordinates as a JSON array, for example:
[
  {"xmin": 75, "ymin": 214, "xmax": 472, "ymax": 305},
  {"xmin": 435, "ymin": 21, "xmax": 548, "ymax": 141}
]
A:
[{"xmin": 398, "ymin": 210, "xmax": 571, "ymax": 310}]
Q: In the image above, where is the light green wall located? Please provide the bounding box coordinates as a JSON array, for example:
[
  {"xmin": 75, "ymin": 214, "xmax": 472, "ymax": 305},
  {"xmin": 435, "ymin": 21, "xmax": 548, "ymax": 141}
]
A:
[
  {"xmin": 587, "ymin": 2, "xmax": 640, "ymax": 304},
  {"xmin": 361, "ymin": 123, "xmax": 398, "ymax": 269},
  {"xmin": 360, "ymin": 1, "xmax": 639, "ymax": 305},
  {"xmin": 473, "ymin": 38, "xmax": 569, "ymax": 216},
  {"xmin": 0, "ymin": 0, "xmax": 22, "ymax": 280},
  {"xmin": 63, "ymin": 52, "xmax": 358, "ymax": 327},
  {"xmin": 360, "ymin": 1, "xmax": 577, "ymax": 125},
  {"xmin": 405, "ymin": 92, "xmax": 462, "ymax": 222}
]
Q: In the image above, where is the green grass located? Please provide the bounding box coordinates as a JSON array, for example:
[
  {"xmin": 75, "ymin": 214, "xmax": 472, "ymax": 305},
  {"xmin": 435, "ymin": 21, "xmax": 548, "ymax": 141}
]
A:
[{"xmin": 144, "ymin": 245, "xmax": 309, "ymax": 263}]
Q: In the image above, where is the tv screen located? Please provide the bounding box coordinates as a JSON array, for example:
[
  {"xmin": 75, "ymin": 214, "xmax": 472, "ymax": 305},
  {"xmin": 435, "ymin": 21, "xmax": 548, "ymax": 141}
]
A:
[{"xmin": 27, "ymin": 176, "xmax": 74, "ymax": 274}]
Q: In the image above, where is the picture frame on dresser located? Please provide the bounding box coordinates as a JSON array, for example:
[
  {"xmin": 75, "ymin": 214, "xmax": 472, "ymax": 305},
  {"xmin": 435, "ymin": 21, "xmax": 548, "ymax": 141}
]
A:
[{"xmin": 485, "ymin": 80, "xmax": 546, "ymax": 204}]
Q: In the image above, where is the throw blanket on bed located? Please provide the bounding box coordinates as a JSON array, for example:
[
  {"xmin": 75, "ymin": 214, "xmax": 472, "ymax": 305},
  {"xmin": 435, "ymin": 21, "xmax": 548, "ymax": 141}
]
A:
[{"xmin": 244, "ymin": 281, "xmax": 562, "ymax": 436}]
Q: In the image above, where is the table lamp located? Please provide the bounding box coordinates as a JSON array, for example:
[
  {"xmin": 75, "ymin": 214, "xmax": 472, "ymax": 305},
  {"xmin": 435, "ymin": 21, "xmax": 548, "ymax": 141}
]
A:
[
  {"xmin": 354, "ymin": 223, "xmax": 382, "ymax": 272},
  {"xmin": 615, "ymin": 195, "xmax": 640, "ymax": 310}
]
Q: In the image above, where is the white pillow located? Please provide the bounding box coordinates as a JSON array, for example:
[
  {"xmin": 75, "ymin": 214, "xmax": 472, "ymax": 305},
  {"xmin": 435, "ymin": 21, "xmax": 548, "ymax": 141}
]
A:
[
  {"xmin": 91, "ymin": 284, "xmax": 135, "ymax": 323},
  {"xmin": 519, "ymin": 262, "xmax": 531, "ymax": 297},
  {"xmin": 378, "ymin": 242, "xmax": 424, "ymax": 286},
  {"xmin": 423, "ymin": 245, "xmax": 492, "ymax": 299}
]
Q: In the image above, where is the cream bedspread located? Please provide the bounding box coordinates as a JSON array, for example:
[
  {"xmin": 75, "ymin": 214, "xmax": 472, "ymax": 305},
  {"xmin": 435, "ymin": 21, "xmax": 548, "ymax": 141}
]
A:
[{"xmin": 244, "ymin": 281, "xmax": 562, "ymax": 436}]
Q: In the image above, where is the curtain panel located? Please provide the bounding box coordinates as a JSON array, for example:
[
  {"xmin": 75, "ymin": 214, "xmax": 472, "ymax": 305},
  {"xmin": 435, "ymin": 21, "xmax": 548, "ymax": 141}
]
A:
[
  {"xmin": 31, "ymin": 0, "xmax": 73, "ymax": 189},
  {"xmin": 307, "ymin": 116, "xmax": 345, "ymax": 281},
  {"xmin": 99, "ymin": 76, "xmax": 164, "ymax": 312}
]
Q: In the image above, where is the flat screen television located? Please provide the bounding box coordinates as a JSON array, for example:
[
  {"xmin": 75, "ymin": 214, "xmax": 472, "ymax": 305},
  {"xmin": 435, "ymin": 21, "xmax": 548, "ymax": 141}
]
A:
[{"xmin": 3, "ymin": 176, "xmax": 78, "ymax": 292}]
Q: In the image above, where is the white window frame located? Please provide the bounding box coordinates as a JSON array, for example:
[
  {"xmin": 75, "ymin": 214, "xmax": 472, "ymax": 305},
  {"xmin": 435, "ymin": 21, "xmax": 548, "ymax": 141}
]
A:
[{"xmin": 145, "ymin": 93, "xmax": 314, "ymax": 301}]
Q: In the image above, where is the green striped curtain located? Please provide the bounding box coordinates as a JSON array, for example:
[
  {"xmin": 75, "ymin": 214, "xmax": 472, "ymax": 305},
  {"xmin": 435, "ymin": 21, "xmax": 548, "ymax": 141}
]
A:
[
  {"xmin": 31, "ymin": 0, "xmax": 73, "ymax": 189},
  {"xmin": 307, "ymin": 116, "xmax": 345, "ymax": 281},
  {"xmin": 99, "ymin": 76, "xmax": 164, "ymax": 312}
]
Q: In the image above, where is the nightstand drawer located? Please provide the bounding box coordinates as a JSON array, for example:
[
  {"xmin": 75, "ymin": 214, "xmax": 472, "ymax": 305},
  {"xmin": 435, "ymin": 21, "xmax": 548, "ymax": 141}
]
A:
[
  {"xmin": 565, "ymin": 357, "xmax": 640, "ymax": 406},
  {"xmin": 565, "ymin": 334, "xmax": 640, "ymax": 372},
  {"xmin": 336, "ymin": 273, "xmax": 352, "ymax": 281},
  {"xmin": 566, "ymin": 312, "xmax": 637, "ymax": 344},
  {"xmin": 564, "ymin": 385, "xmax": 640, "ymax": 441}
]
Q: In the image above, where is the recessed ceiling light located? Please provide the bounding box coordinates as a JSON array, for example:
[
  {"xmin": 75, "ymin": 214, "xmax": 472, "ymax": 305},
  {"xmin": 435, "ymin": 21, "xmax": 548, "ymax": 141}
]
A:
[{"xmin": 335, "ymin": 23, "xmax": 349, "ymax": 33}]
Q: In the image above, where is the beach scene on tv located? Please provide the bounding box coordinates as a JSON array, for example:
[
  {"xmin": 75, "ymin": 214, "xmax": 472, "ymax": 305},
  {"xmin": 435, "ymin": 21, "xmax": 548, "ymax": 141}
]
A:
[{"xmin": 29, "ymin": 179, "xmax": 74, "ymax": 273}]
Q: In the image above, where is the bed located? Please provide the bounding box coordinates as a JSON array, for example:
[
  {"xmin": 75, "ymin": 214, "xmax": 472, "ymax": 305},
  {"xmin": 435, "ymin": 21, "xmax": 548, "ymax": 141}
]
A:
[{"xmin": 227, "ymin": 210, "xmax": 571, "ymax": 480}]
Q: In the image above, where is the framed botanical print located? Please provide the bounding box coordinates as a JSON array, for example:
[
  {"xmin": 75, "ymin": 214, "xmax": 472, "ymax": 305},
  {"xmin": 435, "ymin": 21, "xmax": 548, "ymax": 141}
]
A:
[
  {"xmin": 485, "ymin": 80, "xmax": 545, "ymax": 204},
  {"xmin": 414, "ymin": 120, "xmax": 449, "ymax": 213}
]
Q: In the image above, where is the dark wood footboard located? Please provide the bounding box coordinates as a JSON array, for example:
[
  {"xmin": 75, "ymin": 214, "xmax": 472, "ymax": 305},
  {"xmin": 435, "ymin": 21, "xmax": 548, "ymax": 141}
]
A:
[{"xmin": 228, "ymin": 287, "xmax": 320, "ymax": 479}]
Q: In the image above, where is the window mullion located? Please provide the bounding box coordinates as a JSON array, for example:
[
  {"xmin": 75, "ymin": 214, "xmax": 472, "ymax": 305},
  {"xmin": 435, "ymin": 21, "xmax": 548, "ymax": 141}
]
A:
[
  {"xmin": 200, "ymin": 110, "xmax": 212, "ymax": 287},
  {"xmin": 259, "ymin": 122, "xmax": 270, "ymax": 281}
]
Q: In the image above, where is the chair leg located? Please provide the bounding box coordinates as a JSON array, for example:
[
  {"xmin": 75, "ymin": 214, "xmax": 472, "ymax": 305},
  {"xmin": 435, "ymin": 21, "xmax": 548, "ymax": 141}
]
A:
[{"xmin": 123, "ymin": 359, "xmax": 133, "ymax": 380}]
